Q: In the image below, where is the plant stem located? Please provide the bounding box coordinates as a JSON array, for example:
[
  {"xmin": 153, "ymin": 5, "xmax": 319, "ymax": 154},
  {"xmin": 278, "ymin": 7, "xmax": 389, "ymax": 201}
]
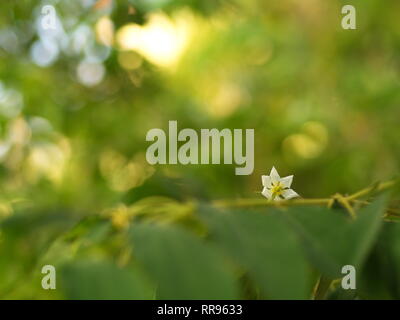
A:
[
  {"xmin": 346, "ymin": 180, "xmax": 397, "ymax": 201},
  {"xmin": 313, "ymin": 276, "xmax": 333, "ymax": 300},
  {"xmin": 212, "ymin": 179, "xmax": 398, "ymax": 210},
  {"xmin": 212, "ymin": 198, "xmax": 330, "ymax": 209},
  {"xmin": 334, "ymin": 193, "xmax": 356, "ymax": 219}
]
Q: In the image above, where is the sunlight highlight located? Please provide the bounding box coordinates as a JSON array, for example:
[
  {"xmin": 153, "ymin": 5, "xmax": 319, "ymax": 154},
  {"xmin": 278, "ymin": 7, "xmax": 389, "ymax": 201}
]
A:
[{"xmin": 116, "ymin": 12, "xmax": 193, "ymax": 68}]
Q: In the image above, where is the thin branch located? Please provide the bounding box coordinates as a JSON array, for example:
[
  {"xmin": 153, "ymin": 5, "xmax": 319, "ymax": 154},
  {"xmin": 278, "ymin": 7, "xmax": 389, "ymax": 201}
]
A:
[
  {"xmin": 312, "ymin": 276, "xmax": 333, "ymax": 300},
  {"xmin": 212, "ymin": 179, "xmax": 399, "ymax": 210},
  {"xmin": 346, "ymin": 180, "xmax": 398, "ymax": 201},
  {"xmin": 334, "ymin": 194, "xmax": 356, "ymax": 219},
  {"xmin": 212, "ymin": 197, "xmax": 330, "ymax": 209}
]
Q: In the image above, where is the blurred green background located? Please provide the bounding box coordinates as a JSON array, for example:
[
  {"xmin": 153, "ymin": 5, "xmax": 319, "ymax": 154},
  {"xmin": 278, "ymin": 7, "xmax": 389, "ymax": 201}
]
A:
[{"xmin": 0, "ymin": 0, "xmax": 399, "ymax": 299}]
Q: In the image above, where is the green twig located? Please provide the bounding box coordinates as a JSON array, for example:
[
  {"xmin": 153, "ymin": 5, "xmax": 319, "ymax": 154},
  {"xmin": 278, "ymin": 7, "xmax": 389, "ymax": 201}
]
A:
[
  {"xmin": 212, "ymin": 198, "xmax": 330, "ymax": 209},
  {"xmin": 212, "ymin": 179, "xmax": 399, "ymax": 211},
  {"xmin": 346, "ymin": 180, "xmax": 397, "ymax": 201},
  {"xmin": 313, "ymin": 276, "xmax": 333, "ymax": 300},
  {"xmin": 334, "ymin": 193, "xmax": 356, "ymax": 219}
]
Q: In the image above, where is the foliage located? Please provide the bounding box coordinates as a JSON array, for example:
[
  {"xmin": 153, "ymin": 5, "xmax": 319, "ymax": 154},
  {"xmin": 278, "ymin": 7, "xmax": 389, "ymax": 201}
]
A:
[
  {"xmin": 1, "ymin": 187, "xmax": 399, "ymax": 299},
  {"xmin": 0, "ymin": 0, "xmax": 399, "ymax": 299}
]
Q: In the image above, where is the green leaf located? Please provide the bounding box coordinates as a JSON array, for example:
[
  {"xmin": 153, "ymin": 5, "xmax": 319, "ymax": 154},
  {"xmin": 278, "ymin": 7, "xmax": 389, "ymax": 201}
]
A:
[
  {"xmin": 282, "ymin": 197, "xmax": 387, "ymax": 279},
  {"xmin": 0, "ymin": 210, "xmax": 77, "ymax": 294},
  {"xmin": 129, "ymin": 224, "xmax": 239, "ymax": 299},
  {"xmin": 199, "ymin": 207, "xmax": 311, "ymax": 299},
  {"xmin": 359, "ymin": 222, "xmax": 400, "ymax": 299},
  {"xmin": 60, "ymin": 260, "xmax": 154, "ymax": 299}
]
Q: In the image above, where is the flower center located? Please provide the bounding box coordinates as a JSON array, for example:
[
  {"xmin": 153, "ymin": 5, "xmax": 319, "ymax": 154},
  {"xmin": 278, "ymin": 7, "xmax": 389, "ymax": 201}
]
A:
[{"xmin": 270, "ymin": 182, "xmax": 284, "ymax": 197}]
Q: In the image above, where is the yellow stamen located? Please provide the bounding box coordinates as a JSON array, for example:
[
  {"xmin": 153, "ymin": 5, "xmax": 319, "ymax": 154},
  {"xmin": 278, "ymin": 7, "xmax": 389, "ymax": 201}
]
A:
[{"xmin": 270, "ymin": 182, "xmax": 284, "ymax": 197}]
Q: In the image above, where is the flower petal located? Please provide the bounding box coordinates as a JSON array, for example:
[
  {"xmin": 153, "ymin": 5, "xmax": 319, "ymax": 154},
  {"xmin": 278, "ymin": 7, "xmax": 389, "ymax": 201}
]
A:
[
  {"xmin": 282, "ymin": 189, "xmax": 299, "ymax": 200},
  {"xmin": 280, "ymin": 175, "xmax": 293, "ymax": 188},
  {"xmin": 261, "ymin": 175, "xmax": 272, "ymax": 187},
  {"xmin": 270, "ymin": 166, "xmax": 280, "ymax": 183},
  {"xmin": 261, "ymin": 187, "xmax": 272, "ymax": 199}
]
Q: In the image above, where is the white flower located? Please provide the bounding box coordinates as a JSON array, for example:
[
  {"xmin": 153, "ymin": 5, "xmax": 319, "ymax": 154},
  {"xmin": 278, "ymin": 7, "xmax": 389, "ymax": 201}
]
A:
[{"xmin": 261, "ymin": 166, "xmax": 299, "ymax": 201}]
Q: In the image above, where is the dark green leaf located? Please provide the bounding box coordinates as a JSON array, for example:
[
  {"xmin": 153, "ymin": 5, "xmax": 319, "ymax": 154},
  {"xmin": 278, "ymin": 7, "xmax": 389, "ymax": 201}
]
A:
[
  {"xmin": 60, "ymin": 260, "xmax": 153, "ymax": 299},
  {"xmin": 199, "ymin": 207, "xmax": 311, "ymax": 299},
  {"xmin": 359, "ymin": 222, "xmax": 400, "ymax": 299},
  {"xmin": 130, "ymin": 224, "xmax": 239, "ymax": 299},
  {"xmin": 282, "ymin": 197, "xmax": 386, "ymax": 279}
]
